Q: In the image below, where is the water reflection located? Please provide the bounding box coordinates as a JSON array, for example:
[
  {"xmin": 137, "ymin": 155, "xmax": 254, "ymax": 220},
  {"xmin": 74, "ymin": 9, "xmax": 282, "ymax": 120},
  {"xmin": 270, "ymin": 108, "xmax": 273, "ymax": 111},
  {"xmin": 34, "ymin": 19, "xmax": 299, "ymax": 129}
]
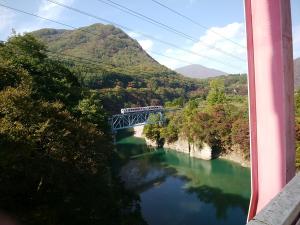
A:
[{"xmin": 116, "ymin": 132, "xmax": 251, "ymax": 225}]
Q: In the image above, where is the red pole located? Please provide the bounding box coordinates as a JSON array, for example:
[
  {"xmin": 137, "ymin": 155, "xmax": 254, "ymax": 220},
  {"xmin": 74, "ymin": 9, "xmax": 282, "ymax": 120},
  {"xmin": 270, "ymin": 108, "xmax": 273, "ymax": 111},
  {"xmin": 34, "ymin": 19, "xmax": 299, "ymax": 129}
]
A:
[{"xmin": 244, "ymin": 0, "xmax": 295, "ymax": 220}]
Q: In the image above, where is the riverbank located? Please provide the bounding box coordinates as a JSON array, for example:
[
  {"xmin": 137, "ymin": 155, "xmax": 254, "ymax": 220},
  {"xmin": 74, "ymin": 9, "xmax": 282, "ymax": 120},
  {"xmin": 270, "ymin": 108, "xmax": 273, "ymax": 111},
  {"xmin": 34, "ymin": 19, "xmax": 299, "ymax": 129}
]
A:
[
  {"xmin": 219, "ymin": 148, "xmax": 250, "ymax": 167},
  {"xmin": 133, "ymin": 126, "xmax": 250, "ymax": 167},
  {"xmin": 116, "ymin": 132, "xmax": 251, "ymax": 225}
]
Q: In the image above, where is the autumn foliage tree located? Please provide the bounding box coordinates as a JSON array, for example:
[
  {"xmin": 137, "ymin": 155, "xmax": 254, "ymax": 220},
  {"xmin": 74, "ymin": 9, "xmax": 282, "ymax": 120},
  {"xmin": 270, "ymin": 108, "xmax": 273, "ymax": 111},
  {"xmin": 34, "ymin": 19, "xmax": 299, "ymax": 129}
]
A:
[{"xmin": 0, "ymin": 34, "xmax": 145, "ymax": 225}]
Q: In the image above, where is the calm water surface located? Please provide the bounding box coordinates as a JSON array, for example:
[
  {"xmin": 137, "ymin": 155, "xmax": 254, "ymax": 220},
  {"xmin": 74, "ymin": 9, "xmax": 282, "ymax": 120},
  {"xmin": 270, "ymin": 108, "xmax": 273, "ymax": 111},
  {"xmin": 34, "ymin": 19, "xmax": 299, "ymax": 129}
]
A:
[{"xmin": 116, "ymin": 131, "xmax": 251, "ymax": 225}]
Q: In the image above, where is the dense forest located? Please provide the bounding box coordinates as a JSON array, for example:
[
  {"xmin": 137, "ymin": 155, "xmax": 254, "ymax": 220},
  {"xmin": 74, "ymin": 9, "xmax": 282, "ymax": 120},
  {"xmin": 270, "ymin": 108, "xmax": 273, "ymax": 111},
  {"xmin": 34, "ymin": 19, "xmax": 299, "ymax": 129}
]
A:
[
  {"xmin": 145, "ymin": 81, "xmax": 300, "ymax": 170},
  {"xmin": 0, "ymin": 26, "xmax": 249, "ymax": 224},
  {"xmin": 0, "ymin": 34, "xmax": 147, "ymax": 225},
  {"xmin": 144, "ymin": 79, "xmax": 250, "ymax": 160},
  {"xmin": 31, "ymin": 24, "xmax": 248, "ymax": 114},
  {"xmin": 29, "ymin": 23, "xmax": 299, "ymax": 168}
]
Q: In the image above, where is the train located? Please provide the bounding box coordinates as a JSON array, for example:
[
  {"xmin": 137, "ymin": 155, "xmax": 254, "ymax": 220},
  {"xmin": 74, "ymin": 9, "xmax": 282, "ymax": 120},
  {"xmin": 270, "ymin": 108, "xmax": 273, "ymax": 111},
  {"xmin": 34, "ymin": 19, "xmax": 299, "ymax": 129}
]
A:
[{"xmin": 120, "ymin": 106, "xmax": 163, "ymax": 114}]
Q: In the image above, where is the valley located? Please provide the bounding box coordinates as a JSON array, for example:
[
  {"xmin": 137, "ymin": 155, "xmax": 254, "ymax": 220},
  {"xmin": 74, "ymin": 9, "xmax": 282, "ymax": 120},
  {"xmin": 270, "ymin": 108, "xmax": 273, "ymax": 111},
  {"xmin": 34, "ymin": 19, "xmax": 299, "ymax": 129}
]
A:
[{"xmin": 0, "ymin": 22, "xmax": 299, "ymax": 225}]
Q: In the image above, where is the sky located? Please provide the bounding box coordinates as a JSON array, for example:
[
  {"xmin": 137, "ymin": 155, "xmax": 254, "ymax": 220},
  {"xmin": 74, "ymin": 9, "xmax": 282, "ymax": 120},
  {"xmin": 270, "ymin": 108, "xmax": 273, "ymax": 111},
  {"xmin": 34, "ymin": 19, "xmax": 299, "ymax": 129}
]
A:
[{"xmin": 0, "ymin": 0, "xmax": 299, "ymax": 73}]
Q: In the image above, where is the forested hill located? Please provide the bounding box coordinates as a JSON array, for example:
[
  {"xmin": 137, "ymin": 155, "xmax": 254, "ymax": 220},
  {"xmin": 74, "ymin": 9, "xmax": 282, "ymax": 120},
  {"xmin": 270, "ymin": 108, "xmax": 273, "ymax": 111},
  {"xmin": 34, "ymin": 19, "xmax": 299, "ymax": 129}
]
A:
[
  {"xmin": 31, "ymin": 23, "xmax": 174, "ymax": 76},
  {"xmin": 31, "ymin": 23, "xmax": 248, "ymax": 114}
]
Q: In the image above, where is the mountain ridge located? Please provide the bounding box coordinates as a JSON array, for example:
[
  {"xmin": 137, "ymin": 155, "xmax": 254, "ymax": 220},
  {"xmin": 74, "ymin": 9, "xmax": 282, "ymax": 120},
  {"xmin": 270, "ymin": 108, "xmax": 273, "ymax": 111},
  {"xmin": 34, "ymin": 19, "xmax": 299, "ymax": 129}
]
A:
[
  {"xmin": 30, "ymin": 23, "xmax": 249, "ymax": 113},
  {"xmin": 31, "ymin": 23, "xmax": 175, "ymax": 76},
  {"xmin": 175, "ymin": 64, "xmax": 227, "ymax": 79}
]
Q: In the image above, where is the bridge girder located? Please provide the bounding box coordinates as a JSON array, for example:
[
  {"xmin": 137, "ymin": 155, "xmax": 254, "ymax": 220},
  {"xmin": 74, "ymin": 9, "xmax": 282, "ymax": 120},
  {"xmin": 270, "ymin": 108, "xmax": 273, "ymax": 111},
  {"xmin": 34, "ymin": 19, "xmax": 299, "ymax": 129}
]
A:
[{"xmin": 110, "ymin": 110, "xmax": 164, "ymax": 132}]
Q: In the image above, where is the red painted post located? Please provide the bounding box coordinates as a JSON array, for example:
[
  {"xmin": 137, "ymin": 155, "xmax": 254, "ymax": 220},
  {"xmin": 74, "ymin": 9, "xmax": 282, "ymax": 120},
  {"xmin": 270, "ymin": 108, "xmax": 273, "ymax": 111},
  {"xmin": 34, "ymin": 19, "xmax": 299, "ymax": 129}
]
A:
[{"xmin": 244, "ymin": 0, "xmax": 295, "ymax": 220}]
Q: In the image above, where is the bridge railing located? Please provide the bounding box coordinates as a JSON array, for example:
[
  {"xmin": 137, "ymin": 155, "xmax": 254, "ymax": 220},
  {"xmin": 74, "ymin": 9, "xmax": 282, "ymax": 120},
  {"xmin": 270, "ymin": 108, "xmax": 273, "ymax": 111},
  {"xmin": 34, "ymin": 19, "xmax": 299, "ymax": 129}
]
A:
[{"xmin": 246, "ymin": 173, "xmax": 300, "ymax": 225}]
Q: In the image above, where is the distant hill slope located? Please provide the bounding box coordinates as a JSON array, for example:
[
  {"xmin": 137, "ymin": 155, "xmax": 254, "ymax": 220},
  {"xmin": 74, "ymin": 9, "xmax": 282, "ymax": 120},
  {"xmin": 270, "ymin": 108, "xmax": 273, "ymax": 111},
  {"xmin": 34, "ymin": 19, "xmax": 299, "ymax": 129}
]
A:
[
  {"xmin": 31, "ymin": 23, "xmax": 174, "ymax": 76},
  {"xmin": 30, "ymin": 23, "xmax": 248, "ymax": 113},
  {"xmin": 175, "ymin": 64, "xmax": 227, "ymax": 79},
  {"xmin": 295, "ymin": 58, "xmax": 300, "ymax": 88}
]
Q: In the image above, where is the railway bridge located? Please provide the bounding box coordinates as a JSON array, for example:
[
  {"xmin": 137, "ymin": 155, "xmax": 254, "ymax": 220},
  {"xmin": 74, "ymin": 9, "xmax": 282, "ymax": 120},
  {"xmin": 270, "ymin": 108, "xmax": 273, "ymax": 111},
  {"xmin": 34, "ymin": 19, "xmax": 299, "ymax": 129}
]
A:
[{"xmin": 109, "ymin": 106, "xmax": 176, "ymax": 132}]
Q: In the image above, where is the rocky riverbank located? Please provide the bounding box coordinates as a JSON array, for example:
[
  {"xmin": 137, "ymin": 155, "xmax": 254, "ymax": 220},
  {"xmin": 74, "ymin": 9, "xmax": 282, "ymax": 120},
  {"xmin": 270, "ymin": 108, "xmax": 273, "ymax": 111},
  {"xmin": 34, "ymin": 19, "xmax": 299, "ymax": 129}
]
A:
[
  {"xmin": 219, "ymin": 148, "xmax": 250, "ymax": 167},
  {"xmin": 144, "ymin": 137, "xmax": 213, "ymax": 160},
  {"xmin": 133, "ymin": 126, "xmax": 250, "ymax": 167}
]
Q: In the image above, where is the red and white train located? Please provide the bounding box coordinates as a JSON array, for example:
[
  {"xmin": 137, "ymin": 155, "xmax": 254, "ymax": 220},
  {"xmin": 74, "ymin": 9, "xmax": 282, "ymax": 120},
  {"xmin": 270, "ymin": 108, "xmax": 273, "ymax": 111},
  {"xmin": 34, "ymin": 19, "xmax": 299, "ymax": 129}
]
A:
[{"xmin": 120, "ymin": 106, "xmax": 163, "ymax": 114}]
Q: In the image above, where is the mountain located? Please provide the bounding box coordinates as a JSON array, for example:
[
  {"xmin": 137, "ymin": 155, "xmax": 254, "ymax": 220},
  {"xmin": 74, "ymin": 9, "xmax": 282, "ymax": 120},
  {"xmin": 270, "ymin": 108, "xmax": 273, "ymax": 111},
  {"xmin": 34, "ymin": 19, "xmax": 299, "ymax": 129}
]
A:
[
  {"xmin": 175, "ymin": 64, "xmax": 227, "ymax": 79},
  {"xmin": 30, "ymin": 23, "xmax": 247, "ymax": 113},
  {"xmin": 31, "ymin": 23, "xmax": 174, "ymax": 76},
  {"xmin": 295, "ymin": 58, "xmax": 300, "ymax": 88},
  {"xmin": 30, "ymin": 23, "xmax": 200, "ymax": 112}
]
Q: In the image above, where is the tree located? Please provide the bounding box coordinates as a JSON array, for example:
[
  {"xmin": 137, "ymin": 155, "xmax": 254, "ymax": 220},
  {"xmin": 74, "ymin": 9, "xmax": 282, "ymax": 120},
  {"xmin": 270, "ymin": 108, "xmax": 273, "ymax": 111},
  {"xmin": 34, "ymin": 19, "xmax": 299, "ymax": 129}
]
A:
[
  {"xmin": 78, "ymin": 91, "xmax": 109, "ymax": 132},
  {"xmin": 295, "ymin": 89, "xmax": 300, "ymax": 116},
  {"xmin": 180, "ymin": 99, "xmax": 199, "ymax": 143},
  {"xmin": 161, "ymin": 114, "xmax": 180, "ymax": 143},
  {"xmin": 207, "ymin": 79, "xmax": 226, "ymax": 105},
  {"xmin": 0, "ymin": 34, "xmax": 82, "ymax": 110},
  {"xmin": 143, "ymin": 114, "xmax": 164, "ymax": 146},
  {"xmin": 0, "ymin": 34, "xmax": 145, "ymax": 225},
  {"xmin": 231, "ymin": 118, "xmax": 250, "ymax": 159}
]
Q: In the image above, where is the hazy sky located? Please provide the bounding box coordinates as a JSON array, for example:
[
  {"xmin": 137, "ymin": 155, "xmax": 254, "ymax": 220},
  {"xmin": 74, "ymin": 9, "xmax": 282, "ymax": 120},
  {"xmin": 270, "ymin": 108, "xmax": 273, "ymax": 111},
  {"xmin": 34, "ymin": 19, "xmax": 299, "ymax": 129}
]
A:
[{"xmin": 0, "ymin": 0, "xmax": 299, "ymax": 73}]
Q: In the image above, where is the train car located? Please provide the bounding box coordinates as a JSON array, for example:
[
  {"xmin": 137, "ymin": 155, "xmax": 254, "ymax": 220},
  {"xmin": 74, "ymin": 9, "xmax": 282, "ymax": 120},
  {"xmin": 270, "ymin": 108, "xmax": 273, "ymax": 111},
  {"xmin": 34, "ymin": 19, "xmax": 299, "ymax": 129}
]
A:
[{"xmin": 121, "ymin": 106, "xmax": 163, "ymax": 114}]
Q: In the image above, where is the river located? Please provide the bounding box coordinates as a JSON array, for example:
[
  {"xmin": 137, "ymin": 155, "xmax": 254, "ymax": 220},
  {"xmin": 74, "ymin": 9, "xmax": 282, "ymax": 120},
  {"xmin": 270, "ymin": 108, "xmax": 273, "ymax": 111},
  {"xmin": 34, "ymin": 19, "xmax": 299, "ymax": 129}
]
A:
[{"xmin": 115, "ymin": 131, "xmax": 251, "ymax": 225}]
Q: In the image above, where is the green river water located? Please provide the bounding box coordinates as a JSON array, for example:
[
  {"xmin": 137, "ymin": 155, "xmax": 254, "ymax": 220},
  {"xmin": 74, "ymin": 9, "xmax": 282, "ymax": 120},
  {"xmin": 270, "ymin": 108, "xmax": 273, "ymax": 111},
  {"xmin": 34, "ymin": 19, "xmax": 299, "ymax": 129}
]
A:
[{"xmin": 115, "ymin": 131, "xmax": 251, "ymax": 225}]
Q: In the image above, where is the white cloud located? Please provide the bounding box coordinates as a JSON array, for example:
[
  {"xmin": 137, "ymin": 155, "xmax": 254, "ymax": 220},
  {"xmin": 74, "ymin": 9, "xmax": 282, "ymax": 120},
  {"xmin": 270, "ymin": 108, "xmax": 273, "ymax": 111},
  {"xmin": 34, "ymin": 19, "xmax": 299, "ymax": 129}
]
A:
[
  {"xmin": 37, "ymin": 0, "xmax": 75, "ymax": 20},
  {"xmin": 165, "ymin": 48, "xmax": 174, "ymax": 54},
  {"xmin": 128, "ymin": 32, "xmax": 155, "ymax": 51},
  {"xmin": 128, "ymin": 31, "xmax": 154, "ymax": 51},
  {"xmin": 0, "ymin": 7, "xmax": 15, "ymax": 33},
  {"xmin": 138, "ymin": 39, "xmax": 153, "ymax": 51},
  {"xmin": 127, "ymin": 31, "xmax": 140, "ymax": 39},
  {"xmin": 152, "ymin": 22, "xmax": 247, "ymax": 73},
  {"xmin": 16, "ymin": 0, "xmax": 75, "ymax": 35}
]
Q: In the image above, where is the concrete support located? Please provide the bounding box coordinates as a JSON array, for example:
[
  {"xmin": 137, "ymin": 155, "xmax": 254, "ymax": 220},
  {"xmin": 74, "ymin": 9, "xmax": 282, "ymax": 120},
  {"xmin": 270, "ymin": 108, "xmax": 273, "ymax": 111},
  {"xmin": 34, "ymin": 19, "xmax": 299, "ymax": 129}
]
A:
[{"xmin": 244, "ymin": 0, "xmax": 295, "ymax": 220}]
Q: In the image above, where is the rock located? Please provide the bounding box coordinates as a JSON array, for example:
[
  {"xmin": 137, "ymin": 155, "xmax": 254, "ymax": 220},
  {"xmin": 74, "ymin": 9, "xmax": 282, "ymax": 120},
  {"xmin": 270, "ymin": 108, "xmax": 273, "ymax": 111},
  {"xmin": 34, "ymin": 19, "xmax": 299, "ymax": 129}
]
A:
[
  {"xmin": 133, "ymin": 125, "xmax": 144, "ymax": 138},
  {"xmin": 190, "ymin": 143, "xmax": 212, "ymax": 160},
  {"xmin": 138, "ymin": 126, "xmax": 249, "ymax": 166},
  {"xmin": 145, "ymin": 138, "xmax": 157, "ymax": 147},
  {"xmin": 146, "ymin": 137, "xmax": 213, "ymax": 160},
  {"xmin": 219, "ymin": 144, "xmax": 250, "ymax": 167}
]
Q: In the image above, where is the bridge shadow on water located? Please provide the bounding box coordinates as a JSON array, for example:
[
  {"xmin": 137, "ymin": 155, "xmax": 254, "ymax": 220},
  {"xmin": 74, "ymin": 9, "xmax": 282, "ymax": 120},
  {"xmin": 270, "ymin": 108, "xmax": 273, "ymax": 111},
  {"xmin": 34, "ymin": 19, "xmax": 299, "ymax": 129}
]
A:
[{"xmin": 116, "ymin": 128, "xmax": 135, "ymax": 139}]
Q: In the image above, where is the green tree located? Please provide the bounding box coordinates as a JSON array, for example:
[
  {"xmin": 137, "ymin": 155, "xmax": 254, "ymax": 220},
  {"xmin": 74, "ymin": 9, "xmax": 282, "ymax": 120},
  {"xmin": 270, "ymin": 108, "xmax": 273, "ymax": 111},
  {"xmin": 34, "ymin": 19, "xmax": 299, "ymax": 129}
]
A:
[
  {"xmin": 295, "ymin": 89, "xmax": 300, "ymax": 116},
  {"xmin": 207, "ymin": 79, "xmax": 226, "ymax": 105},
  {"xmin": 161, "ymin": 114, "xmax": 180, "ymax": 143},
  {"xmin": 78, "ymin": 91, "xmax": 109, "ymax": 132},
  {"xmin": 143, "ymin": 114, "xmax": 164, "ymax": 146},
  {"xmin": 180, "ymin": 99, "xmax": 199, "ymax": 143},
  {"xmin": 0, "ymin": 34, "xmax": 145, "ymax": 225},
  {"xmin": 0, "ymin": 34, "xmax": 82, "ymax": 110}
]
